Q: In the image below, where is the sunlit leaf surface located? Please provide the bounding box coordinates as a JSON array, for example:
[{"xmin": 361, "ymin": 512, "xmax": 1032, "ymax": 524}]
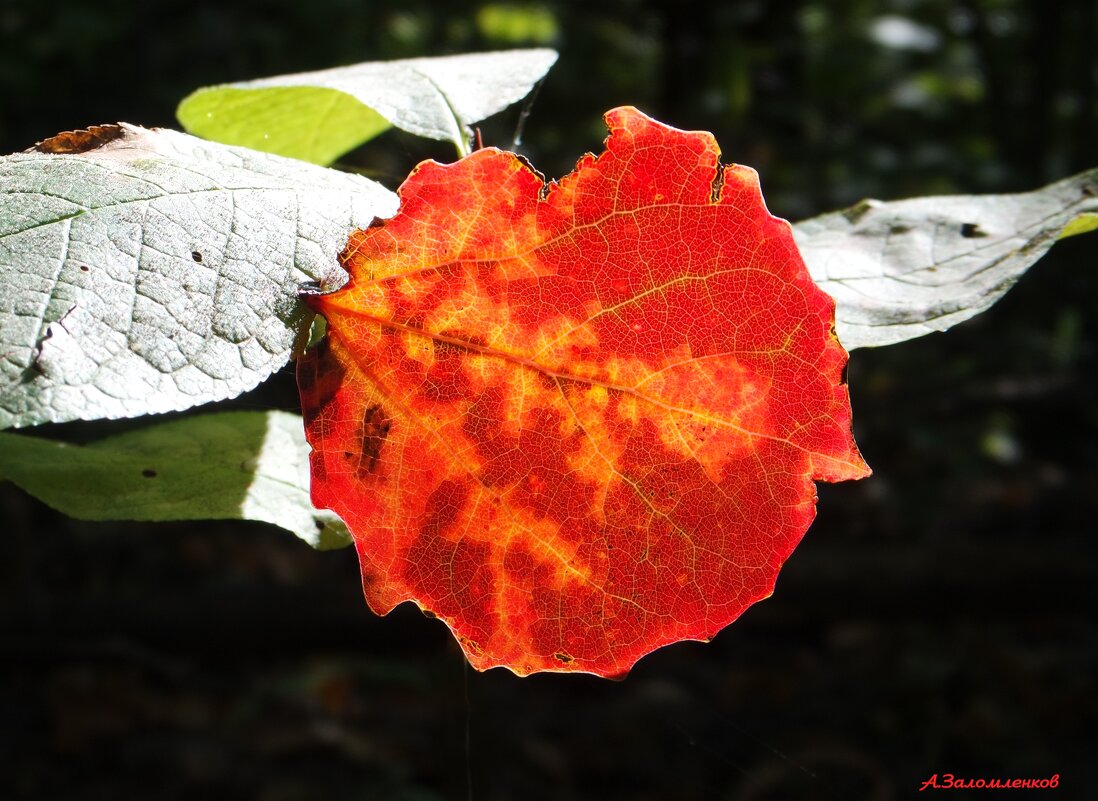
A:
[{"xmin": 298, "ymin": 107, "xmax": 869, "ymax": 677}]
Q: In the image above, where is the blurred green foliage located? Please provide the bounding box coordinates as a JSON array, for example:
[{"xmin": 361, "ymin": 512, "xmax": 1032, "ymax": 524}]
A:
[
  {"xmin": 2, "ymin": 0, "xmax": 1093, "ymax": 220},
  {"xmin": 476, "ymin": 4, "xmax": 559, "ymax": 44}
]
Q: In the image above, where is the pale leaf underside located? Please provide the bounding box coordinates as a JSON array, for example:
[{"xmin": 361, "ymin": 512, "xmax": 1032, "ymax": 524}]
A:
[
  {"xmin": 795, "ymin": 167, "xmax": 1097, "ymax": 349},
  {"xmin": 0, "ymin": 123, "xmax": 397, "ymax": 429}
]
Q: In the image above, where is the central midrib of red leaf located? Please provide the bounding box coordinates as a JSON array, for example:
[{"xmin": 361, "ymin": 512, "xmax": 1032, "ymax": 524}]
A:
[{"xmin": 323, "ymin": 296, "xmax": 848, "ymax": 467}]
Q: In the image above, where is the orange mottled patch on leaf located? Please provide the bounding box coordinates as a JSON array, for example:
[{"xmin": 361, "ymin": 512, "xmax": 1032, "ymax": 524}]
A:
[{"xmin": 297, "ymin": 107, "xmax": 870, "ymax": 678}]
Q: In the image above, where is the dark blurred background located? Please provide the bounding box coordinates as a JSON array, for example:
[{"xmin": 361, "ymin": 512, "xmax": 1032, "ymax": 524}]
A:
[{"xmin": 2, "ymin": 1, "xmax": 1096, "ymax": 799}]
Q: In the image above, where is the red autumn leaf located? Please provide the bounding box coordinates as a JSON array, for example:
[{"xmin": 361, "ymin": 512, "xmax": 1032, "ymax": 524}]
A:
[{"xmin": 297, "ymin": 106, "xmax": 870, "ymax": 678}]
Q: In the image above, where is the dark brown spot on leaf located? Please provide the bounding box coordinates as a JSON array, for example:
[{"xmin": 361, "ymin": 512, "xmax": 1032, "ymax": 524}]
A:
[
  {"xmin": 33, "ymin": 124, "xmax": 126, "ymax": 154},
  {"xmin": 708, "ymin": 167, "xmax": 724, "ymax": 203},
  {"xmin": 960, "ymin": 222, "xmax": 986, "ymax": 238},
  {"xmin": 554, "ymin": 652, "xmax": 574, "ymax": 664},
  {"xmin": 459, "ymin": 636, "xmax": 482, "ymax": 657},
  {"xmin": 357, "ymin": 404, "xmax": 392, "ymax": 476},
  {"xmin": 141, "ymin": 468, "xmax": 157, "ymax": 478}
]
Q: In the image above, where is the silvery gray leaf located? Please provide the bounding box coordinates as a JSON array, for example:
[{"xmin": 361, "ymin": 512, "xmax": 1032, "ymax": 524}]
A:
[
  {"xmin": 794, "ymin": 168, "xmax": 1097, "ymax": 349},
  {"xmin": 0, "ymin": 123, "xmax": 398, "ymax": 429}
]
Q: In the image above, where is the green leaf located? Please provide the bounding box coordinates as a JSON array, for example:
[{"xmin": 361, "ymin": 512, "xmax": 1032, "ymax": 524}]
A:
[
  {"xmin": 0, "ymin": 410, "xmax": 350, "ymax": 549},
  {"xmin": 1059, "ymin": 212, "xmax": 1098, "ymax": 239},
  {"xmin": 793, "ymin": 167, "xmax": 1098, "ymax": 349},
  {"xmin": 0, "ymin": 123, "xmax": 397, "ymax": 429},
  {"xmin": 177, "ymin": 49, "xmax": 559, "ymax": 163},
  {"xmin": 177, "ymin": 87, "xmax": 391, "ymax": 168}
]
